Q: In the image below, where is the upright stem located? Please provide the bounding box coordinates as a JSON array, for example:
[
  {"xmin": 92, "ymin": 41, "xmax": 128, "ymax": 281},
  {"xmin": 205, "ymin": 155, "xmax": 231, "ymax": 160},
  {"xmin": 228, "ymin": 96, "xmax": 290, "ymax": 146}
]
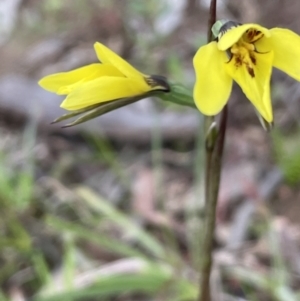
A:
[
  {"xmin": 199, "ymin": 108, "xmax": 227, "ymax": 301},
  {"xmin": 206, "ymin": 0, "xmax": 217, "ymax": 43},
  {"xmin": 204, "ymin": 0, "xmax": 217, "ymax": 204},
  {"xmin": 198, "ymin": 1, "xmax": 228, "ymax": 301}
]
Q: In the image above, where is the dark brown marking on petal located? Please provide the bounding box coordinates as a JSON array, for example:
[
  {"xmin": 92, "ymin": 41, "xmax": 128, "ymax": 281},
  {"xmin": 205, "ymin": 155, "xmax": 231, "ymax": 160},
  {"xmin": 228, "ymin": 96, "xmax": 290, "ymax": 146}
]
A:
[
  {"xmin": 246, "ymin": 65, "xmax": 255, "ymax": 78},
  {"xmin": 246, "ymin": 29, "xmax": 264, "ymax": 43},
  {"xmin": 247, "ymin": 29, "xmax": 255, "ymax": 40},
  {"xmin": 235, "ymin": 55, "xmax": 243, "ymax": 67},
  {"xmin": 250, "ymin": 53, "xmax": 256, "ymax": 65}
]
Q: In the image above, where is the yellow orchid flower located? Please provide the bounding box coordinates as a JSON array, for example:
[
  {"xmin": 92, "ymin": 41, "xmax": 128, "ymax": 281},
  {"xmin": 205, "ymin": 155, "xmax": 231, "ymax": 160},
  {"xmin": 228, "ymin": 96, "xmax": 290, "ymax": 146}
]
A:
[
  {"xmin": 193, "ymin": 20, "xmax": 300, "ymax": 126},
  {"xmin": 38, "ymin": 42, "xmax": 170, "ymax": 126}
]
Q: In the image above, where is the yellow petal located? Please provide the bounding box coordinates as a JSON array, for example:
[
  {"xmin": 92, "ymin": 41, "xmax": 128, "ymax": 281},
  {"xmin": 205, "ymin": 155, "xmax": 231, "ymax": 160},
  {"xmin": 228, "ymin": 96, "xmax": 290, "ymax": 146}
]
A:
[
  {"xmin": 218, "ymin": 24, "xmax": 270, "ymax": 51},
  {"xmin": 39, "ymin": 63, "xmax": 123, "ymax": 95},
  {"xmin": 224, "ymin": 51, "xmax": 274, "ymax": 122},
  {"xmin": 61, "ymin": 77, "xmax": 150, "ymax": 110},
  {"xmin": 256, "ymin": 28, "xmax": 300, "ymax": 81},
  {"xmin": 58, "ymin": 65, "xmax": 124, "ymax": 94},
  {"xmin": 94, "ymin": 42, "xmax": 145, "ymax": 81},
  {"xmin": 193, "ymin": 42, "xmax": 232, "ymax": 116}
]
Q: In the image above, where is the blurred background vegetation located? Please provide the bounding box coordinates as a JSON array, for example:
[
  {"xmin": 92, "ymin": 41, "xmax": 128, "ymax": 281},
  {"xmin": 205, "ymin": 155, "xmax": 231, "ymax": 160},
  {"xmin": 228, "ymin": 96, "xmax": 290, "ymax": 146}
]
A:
[{"xmin": 0, "ymin": 0, "xmax": 300, "ymax": 300}]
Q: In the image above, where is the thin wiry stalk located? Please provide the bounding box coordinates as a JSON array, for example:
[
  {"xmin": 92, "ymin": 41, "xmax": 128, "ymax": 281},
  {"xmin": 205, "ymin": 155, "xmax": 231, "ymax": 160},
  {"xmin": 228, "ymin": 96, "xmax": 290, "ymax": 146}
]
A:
[
  {"xmin": 207, "ymin": 0, "xmax": 217, "ymax": 42},
  {"xmin": 198, "ymin": 0, "xmax": 228, "ymax": 300}
]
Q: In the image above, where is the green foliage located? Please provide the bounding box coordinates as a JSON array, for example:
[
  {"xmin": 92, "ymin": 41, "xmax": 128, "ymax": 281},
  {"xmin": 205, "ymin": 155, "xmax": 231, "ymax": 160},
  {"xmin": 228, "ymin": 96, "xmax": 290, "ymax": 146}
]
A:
[
  {"xmin": 33, "ymin": 185, "xmax": 197, "ymax": 301},
  {"xmin": 1, "ymin": 124, "xmax": 300, "ymax": 300},
  {"xmin": 0, "ymin": 122, "xmax": 199, "ymax": 299},
  {"xmin": 0, "ymin": 124, "xmax": 36, "ymax": 209},
  {"xmin": 0, "ymin": 124, "xmax": 46, "ymax": 296},
  {"xmin": 3, "ymin": 1, "xmax": 300, "ymax": 300},
  {"xmin": 272, "ymin": 129, "xmax": 300, "ymax": 185},
  {"xmin": 36, "ymin": 261, "xmax": 174, "ymax": 301}
]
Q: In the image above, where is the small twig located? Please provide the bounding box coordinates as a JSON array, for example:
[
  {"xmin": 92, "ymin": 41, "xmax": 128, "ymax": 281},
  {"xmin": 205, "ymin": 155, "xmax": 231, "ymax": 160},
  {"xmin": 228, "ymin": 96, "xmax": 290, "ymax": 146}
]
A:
[{"xmin": 207, "ymin": 0, "xmax": 217, "ymax": 43}]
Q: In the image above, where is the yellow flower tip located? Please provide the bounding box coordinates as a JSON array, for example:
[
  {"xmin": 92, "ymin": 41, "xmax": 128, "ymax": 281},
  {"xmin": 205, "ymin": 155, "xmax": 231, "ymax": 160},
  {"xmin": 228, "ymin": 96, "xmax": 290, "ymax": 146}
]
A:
[
  {"xmin": 38, "ymin": 63, "xmax": 108, "ymax": 96},
  {"xmin": 93, "ymin": 41, "xmax": 145, "ymax": 81},
  {"xmin": 93, "ymin": 42, "xmax": 109, "ymax": 63},
  {"xmin": 93, "ymin": 42, "xmax": 169, "ymax": 93},
  {"xmin": 60, "ymin": 101, "xmax": 68, "ymax": 110},
  {"xmin": 258, "ymin": 104, "xmax": 273, "ymax": 124},
  {"xmin": 264, "ymin": 113, "xmax": 273, "ymax": 123},
  {"xmin": 38, "ymin": 75, "xmax": 62, "ymax": 94},
  {"xmin": 38, "ymin": 77, "xmax": 47, "ymax": 89},
  {"xmin": 93, "ymin": 41, "xmax": 102, "ymax": 49},
  {"xmin": 255, "ymin": 109, "xmax": 274, "ymax": 131}
]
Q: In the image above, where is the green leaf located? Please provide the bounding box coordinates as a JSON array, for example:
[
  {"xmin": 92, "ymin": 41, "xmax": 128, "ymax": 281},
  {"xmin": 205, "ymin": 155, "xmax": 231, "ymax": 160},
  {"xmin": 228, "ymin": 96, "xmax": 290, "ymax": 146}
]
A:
[
  {"xmin": 46, "ymin": 216, "xmax": 146, "ymax": 258},
  {"xmin": 272, "ymin": 129, "xmax": 300, "ymax": 184},
  {"xmin": 76, "ymin": 187, "xmax": 166, "ymax": 258},
  {"xmin": 36, "ymin": 260, "xmax": 173, "ymax": 301}
]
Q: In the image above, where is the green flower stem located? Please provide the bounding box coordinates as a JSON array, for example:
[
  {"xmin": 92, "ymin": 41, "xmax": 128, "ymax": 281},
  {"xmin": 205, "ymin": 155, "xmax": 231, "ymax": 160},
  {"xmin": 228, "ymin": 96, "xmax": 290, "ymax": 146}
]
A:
[
  {"xmin": 198, "ymin": 1, "xmax": 227, "ymax": 301},
  {"xmin": 199, "ymin": 107, "xmax": 227, "ymax": 301},
  {"xmin": 158, "ymin": 82, "xmax": 196, "ymax": 109}
]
